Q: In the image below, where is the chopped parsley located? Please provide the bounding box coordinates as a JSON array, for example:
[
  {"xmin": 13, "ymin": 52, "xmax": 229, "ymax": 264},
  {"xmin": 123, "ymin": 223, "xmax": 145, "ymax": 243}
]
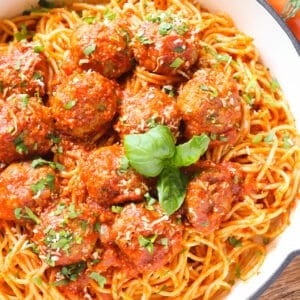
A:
[
  {"xmin": 199, "ymin": 84, "xmax": 218, "ymax": 98},
  {"xmin": 64, "ymin": 100, "xmax": 77, "ymax": 110},
  {"xmin": 44, "ymin": 228, "xmax": 78, "ymax": 254},
  {"xmin": 53, "ymin": 262, "xmax": 86, "ymax": 285},
  {"xmin": 30, "ymin": 173, "xmax": 55, "ymax": 195},
  {"xmin": 138, "ymin": 234, "xmax": 158, "ymax": 254},
  {"xmin": 47, "ymin": 133, "xmax": 61, "ymax": 144},
  {"xmin": 159, "ymin": 22, "xmax": 173, "ymax": 35},
  {"xmin": 83, "ymin": 44, "xmax": 96, "ymax": 56},
  {"xmin": 203, "ymin": 45, "xmax": 232, "ymax": 63},
  {"xmin": 242, "ymin": 93, "xmax": 255, "ymax": 105},
  {"xmin": 173, "ymin": 45, "xmax": 185, "ymax": 53},
  {"xmin": 14, "ymin": 24, "xmax": 33, "ymax": 41},
  {"xmin": 94, "ymin": 221, "xmax": 101, "ymax": 233},
  {"xmin": 270, "ymin": 78, "xmax": 279, "ymax": 92},
  {"xmin": 31, "ymin": 157, "xmax": 64, "ymax": 171},
  {"xmin": 264, "ymin": 130, "xmax": 275, "ymax": 144},
  {"xmin": 13, "ymin": 132, "xmax": 28, "ymax": 154},
  {"xmin": 83, "ymin": 16, "xmax": 97, "ymax": 24},
  {"xmin": 14, "ymin": 206, "xmax": 40, "ymax": 224},
  {"xmin": 228, "ymin": 236, "xmax": 242, "ymax": 247},
  {"xmin": 68, "ymin": 203, "xmax": 82, "ymax": 219},
  {"xmin": 235, "ymin": 263, "xmax": 241, "ymax": 278},
  {"xmin": 89, "ymin": 272, "xmax": 107, "ymax": 288},
  {"xmin": 33, "ymin": 72, "xmax": 43, "ymax": 80},
  {"xmin": 103, "ymin": 8, "xmax": 116, "ymax": 21},
  {"xmin": 252, "ymin": 134, "xmax": 263, "ymax": 144},
  {"xmin": 136, "ymin": 30, "xmax": 153, "ymax": 45},
  {"xmin": 283, "ymin": 132, "xmax": 291, "ymax": 149},
  {"xmin": 263, "ymin": 237, "xmax": 270, "ymax": 245},
  {"xmin": 111, "ymin": 205, "xmax": 123, "ymax": 213},
  {"xmin": 169, "ymin": 57, "xmax": 184, "ymax": 68},
  {"xmin": 53, "ymin": 203, "xmax": 66, "ymax": 216},
  {"xmin": 20, "ymin": 94, "xmax": 29, "ymax": 107},
  {"xmin": 33, "ymin": 45, "xmax": 44, "ymax": 53},
  {"xmin": 146, "ymin": 11, "xmax": 189, "ymax": 36},
  {"xmin": 32, "ymin": 277, "xmax": 42, "ymax": 285}
]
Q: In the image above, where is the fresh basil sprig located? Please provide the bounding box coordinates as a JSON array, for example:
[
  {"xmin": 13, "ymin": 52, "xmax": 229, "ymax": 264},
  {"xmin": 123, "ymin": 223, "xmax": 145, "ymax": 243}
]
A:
[
  {"xmin": 157, "ymin": 167, "xmax": 188, "ymax": 216},
  {"xmin": 124, "ymin": 125, "xmax": 175, "ymax": 177},
  {"xmin": 124, "ymin": 125, "xmax": 210, "ymax": 215}
]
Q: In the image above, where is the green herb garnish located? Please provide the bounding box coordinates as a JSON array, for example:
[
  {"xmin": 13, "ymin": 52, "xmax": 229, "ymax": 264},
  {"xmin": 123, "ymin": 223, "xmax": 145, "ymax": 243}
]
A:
[
  {"xmin": 138, "ymin": 234, "xmax": 158, "ymax": 254},
  {"xmin": 83, "ymin": 44, "xmax": 96, "ymax": 56},
  {"xmin": 31, "ymin": 158, "xmax": 64, "ymax": 171},
  {"xmin": 30, "ymin": 174, "xmax": 55, "ymax": 195},
  {"xmin": 124, "ymin": 125, "xmax": 210, "ymax": 215},
  {"xmin": 64, "ymin": 100, "xmax": 77, "ymax": 110},
  {"xmin": 89, "ymin": 272, "xmax": 106, "ymax": 288},
  {"xmin": 169, "ymin": 57, "xmax": 184, "ymax": 68}
]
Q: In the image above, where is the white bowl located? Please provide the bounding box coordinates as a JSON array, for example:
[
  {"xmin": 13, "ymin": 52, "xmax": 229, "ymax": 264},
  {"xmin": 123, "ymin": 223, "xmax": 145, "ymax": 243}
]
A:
[{"xmin": 1, "ymin": 0, "xmax": 299, "ymax": 299}]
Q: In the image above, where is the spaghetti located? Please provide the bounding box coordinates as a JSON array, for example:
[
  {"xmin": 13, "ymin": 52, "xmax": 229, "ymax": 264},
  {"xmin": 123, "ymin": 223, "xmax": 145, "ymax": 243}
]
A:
[{"xmin": 0, "ymin": 0, "xmax": 299, "ymax": 299}]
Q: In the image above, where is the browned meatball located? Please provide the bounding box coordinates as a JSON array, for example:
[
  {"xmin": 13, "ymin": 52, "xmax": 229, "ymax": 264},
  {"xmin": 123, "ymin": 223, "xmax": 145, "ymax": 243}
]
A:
[
  {"xmin": 0, "ymin": 96, "xmax": 53, "ymax": 165},
  {"xmin": 63, "ymin": 21, "xmax": 133, "ymax": 79},
  {"xmin": 177, "ymin": 69, "xmax": 242, "ymax": 146},
  {"xmin": 133, "ymin": 18, "xmax": 199, "ymax": 75},
  {"xmin": 0, "ymin": 161, "xmax": 57, "ymax": 221},
  {"xmin": 32, "ymin": 201, "xmax": 99, "ymax": 266},
  {"xmin": 49, "ymin": 71, "xmax": 118, "ymax": 140},
  {"xmin": 0, "ymin": 42, "xmax": 48, "ymax": 97},
  {"xmin": 114, "ymin": 86, "xmax": 181, "ymax": 139},
  {"xmin": 112, "ymin": 203, "xmax": 183, "ymax": 273},
  {"xmin": 80, "ymin": 144, "xmax": 151, "ymax": 205},
  {"xmin": 184, "ymin": 161, "xmax": 237, "ymax": 234}
]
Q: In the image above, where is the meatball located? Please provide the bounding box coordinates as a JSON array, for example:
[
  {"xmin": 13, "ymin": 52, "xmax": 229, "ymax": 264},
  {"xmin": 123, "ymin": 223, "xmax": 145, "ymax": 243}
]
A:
[
  {"xmin": 80, "ymin": 144, "xmax": 151, "ymax": 205},
  {"xmin": 0, "ymin": 42, "xmax": 48, "ymax": 97},
  {"xmin": 184, "ymin": 161, "xmax": 237, "ymax": 233},
  {"xmin": 64, "ymin": 21, "xmax": 133, "ymax": 79},
  {"xmin": 177, "ymin": 69, "xmax": 242, "ymax": 146},
  {"xmin": 0, "ymin": 161, "xmax": 57, "ymax": 221},
  {"xmin": 114, "ymin": 86, "xmax": 181, "ymax": 139},
  {"xmin": 0, "ymin": 96, "xmax": 53, "ymax": 165},
  {"xmin": 32, "ymin": 201, "xmax": 99, "ymax": 266},
  {"xmin": 112, "ymin": 203, "xmax": 183, "ymax": 273},
  {"xmin": 49, "ymin": 71, "xmax": 118, "ymax": 140},
  {"xmin": 133, "ymin": 19, "xmax": 199, "ymax": 75}
]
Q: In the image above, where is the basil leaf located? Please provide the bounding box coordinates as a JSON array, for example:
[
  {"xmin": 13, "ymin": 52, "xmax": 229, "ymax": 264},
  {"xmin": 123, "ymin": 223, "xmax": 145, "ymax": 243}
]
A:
[
  {"xmin": 172, "ymin": 134, "xmax": 210, "ymax": 167},
  {"xmin": 157, "ymin": 167, "xmax": 188, "ymax": 216},
  {"xmin": 124, "ymin": 125, "xmax": 175, "ymax": 177}
]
